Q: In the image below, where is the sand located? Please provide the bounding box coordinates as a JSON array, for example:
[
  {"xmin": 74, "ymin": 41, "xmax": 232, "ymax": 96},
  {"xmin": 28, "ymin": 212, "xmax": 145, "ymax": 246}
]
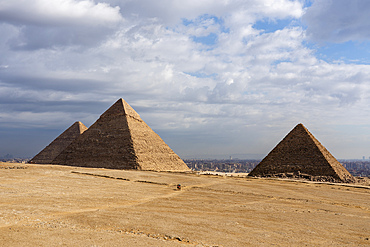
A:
[{"xmin": 0, "ymin": 162, "xmax": 369, "ymax": 246}]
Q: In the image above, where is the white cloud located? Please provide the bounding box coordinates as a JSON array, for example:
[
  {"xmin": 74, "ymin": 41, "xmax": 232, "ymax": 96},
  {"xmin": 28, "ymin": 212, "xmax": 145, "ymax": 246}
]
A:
[
  {"xmin": 1, "ymin": 0, "xmax": 370, "ymax": 158},
  {"xmin": 0, "ymin": 0, "xmax": 122, "ymax": 26},
  {"xmin": 303, "ymin": 0, "xmax": 370, "ymax": 42},
  {"xmin": 0, "ymin": 0, "xmax": 123, "ymax": 49},
  {"xmin": 108, "ymin": 0, "xmax": 303, "ymax": 25}
]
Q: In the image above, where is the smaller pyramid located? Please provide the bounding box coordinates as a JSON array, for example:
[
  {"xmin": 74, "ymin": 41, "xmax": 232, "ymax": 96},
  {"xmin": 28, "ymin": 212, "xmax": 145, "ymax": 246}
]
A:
[
  {"xmin": 248, "ymin": 124, "xmax": 355, "ymax": 183},
  {"xmin": 29, "ymin": 121, "xmax": 88, "ymax": 164},
  {"xmin": 52, "ymin": 98, "xmax": 190, "ymax": 171}
]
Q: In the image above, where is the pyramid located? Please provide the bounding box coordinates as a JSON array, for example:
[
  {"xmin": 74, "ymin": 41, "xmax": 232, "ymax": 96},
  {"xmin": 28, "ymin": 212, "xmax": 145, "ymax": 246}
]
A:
[
  {"xmin": 52, "ymin": 98, "xmax": 190, "ymax": 171},
  {"xmin": 248, "ymin": 123, "xmax": 355, "ymax": 183},
  {"xmin": 29, "ymin": 121, "xmax": 88, "ymax": 164}
]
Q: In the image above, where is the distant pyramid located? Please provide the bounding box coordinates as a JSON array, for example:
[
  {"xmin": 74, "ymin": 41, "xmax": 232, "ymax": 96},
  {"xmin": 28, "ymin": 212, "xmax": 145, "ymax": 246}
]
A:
[
  {"xmin": 29, "ymin": 121, "xmax": 88, "ymax": 164},
  {"xmin": 248, "ymin": 123, "xmax": 354, "ymax": 182},
  {"xmin": 52, "ymin": 98, "xmax": 190, "ymax": 171}
]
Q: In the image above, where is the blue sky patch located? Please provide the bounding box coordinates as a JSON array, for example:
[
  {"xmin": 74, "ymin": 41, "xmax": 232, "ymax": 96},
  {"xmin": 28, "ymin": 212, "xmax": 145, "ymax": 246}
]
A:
[
  {"xmin": 307, "ymin": 41, "xmax": 370, "ymax": 65},
  {"xmin": 185, "ymin": 71, "xmax": 218, "ymax": 79},
  {"xmin": 271, "ymin": 59, "xmax": 292, "ymax": 66},
  {"xmin": 182, "ymin": 14, "xmax": 229, "ymax": 46},
  {"xmin": 182, "ymin": 15, "xmax": 224, "ymax": 28},
  {"xmin": 253, "ymin": 18, "xmax": 294, "ymax": 33},
  {"xmin": 191, "ymin": 32, "xmax": 218, "ymax": 46}
]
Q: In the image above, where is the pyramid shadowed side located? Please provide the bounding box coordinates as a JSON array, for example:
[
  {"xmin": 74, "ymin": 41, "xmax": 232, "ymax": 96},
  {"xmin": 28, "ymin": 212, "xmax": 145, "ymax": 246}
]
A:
[
  {"xmin": 52, "ymin": 99, "xmax": 138, "ymax": 169},
  {"xmin": 248, "ymin": 124, "xmax": 354, "ymax": 182},
  {"xmin": 29, "ymin": 121, "xmax": 88, "ymax": 164}
]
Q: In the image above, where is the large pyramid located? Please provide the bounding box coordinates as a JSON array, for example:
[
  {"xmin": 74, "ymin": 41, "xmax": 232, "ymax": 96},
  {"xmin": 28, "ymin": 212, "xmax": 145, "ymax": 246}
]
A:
[
  {"xmin": 248, "ymin": 123, "xmax": 355, "ymax": 183},
  {"xmin": 29, "ymin": 121, "xmax": 88, "ymax": 164},
  {"xmin": 52, "ymin": 98, "xmax": 190, "ymax": 171}
]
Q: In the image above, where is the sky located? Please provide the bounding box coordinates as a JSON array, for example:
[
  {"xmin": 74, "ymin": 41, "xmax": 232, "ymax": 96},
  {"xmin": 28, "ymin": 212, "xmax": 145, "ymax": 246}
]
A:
[{"xmin": 1, "ymin": 0, "xmax": 370, "ymax": 160}]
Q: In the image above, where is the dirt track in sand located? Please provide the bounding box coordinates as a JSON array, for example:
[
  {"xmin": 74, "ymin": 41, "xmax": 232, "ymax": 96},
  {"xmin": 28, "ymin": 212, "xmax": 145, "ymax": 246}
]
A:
[{"xmin": 0, "ymin": 162, "xmax": 369, "ymax": 246}]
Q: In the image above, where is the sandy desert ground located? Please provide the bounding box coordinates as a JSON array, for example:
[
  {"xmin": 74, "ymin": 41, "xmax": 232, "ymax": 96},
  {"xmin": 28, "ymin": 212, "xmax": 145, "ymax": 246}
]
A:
[{"xmin": 0, "ymin": 162, "xmax": 369, "ymax": 246}]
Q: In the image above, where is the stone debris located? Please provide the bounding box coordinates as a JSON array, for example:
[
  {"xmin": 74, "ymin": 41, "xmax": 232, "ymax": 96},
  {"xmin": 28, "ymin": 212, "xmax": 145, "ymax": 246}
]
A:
[
  {"xmin": 29, "ymin": 121, "xmax": 87, "ymax": 164},
  {"xmin": 52, "ymin": 98, "xmax": 190, "ymax": 171},
  {"xmin": 248, "ymin": 123, "xmax": 355, "ymax": 183},
  {"xmin": 0, "ymin": 166, "xmax": 27, "ymax": 169}
]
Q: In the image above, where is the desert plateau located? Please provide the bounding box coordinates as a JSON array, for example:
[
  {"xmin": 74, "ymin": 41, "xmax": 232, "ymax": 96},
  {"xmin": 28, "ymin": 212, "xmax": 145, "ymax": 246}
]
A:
[{"xmin": 0, "ymin": 162, "xmax": 369, "ymax": 246}]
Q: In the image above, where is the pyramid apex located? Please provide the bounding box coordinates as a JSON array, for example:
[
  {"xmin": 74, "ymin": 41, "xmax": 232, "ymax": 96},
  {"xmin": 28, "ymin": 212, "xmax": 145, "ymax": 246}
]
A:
[
  {"xmin": 76, "ymin": 121, "xmax": 88, "ymax": 133},
  {"xmin": 115, "ymin": 98, "xmax": 129, "ymax": 104},
  {"xmin": 295, "ymin": 123, "xmax": 305, "ymax": 128},
  {"xmin": 29, "ymin": 121, "xmax": 87, "ymax": 164},
  {"xmin": 115, "ymin": 98, "xmax": 125, "ymax": 103},
  {"xmin": 100, "ymin": 98, "xmax": 141, "ymax": 120},
  {"xmin": 293, "ymin": 123, "xmax": 309, "ymax": 132}
]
